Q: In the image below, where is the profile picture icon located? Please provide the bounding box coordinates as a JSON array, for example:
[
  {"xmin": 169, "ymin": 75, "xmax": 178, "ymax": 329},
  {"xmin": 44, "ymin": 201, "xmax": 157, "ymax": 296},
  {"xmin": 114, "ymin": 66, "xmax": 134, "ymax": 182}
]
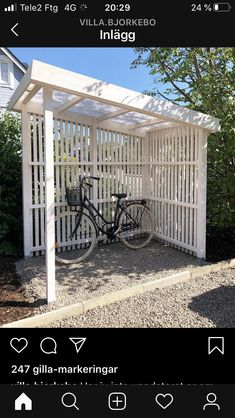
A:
[{"xmin": 203, "ymin": 393, "xmax": 220, "ymax": 411}]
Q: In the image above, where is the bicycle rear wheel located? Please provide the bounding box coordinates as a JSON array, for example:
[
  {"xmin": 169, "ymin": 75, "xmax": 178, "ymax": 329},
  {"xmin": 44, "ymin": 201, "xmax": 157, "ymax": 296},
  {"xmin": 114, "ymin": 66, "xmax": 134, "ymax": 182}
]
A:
[
  {"xmin": 54, "ymin": 211, "xmax": 97, "ymax": 264},
  {"xmin": 118, "ymin": 203, "xmax": 153, "ymax": 249}
]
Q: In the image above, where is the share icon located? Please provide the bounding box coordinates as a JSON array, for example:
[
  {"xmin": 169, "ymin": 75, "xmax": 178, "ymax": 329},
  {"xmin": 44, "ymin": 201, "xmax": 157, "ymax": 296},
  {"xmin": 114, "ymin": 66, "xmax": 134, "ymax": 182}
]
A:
[{"xmin": 69, "ymin": 337, "xmax": 86, "ymax": 353}]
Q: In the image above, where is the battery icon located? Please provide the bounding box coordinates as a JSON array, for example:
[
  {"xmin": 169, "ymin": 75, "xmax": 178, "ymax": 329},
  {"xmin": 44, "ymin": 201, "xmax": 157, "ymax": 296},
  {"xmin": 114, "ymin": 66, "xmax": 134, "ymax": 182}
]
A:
[{"xmin": 213, "ymin": 2, "xmax": 231, "ymax": 11}]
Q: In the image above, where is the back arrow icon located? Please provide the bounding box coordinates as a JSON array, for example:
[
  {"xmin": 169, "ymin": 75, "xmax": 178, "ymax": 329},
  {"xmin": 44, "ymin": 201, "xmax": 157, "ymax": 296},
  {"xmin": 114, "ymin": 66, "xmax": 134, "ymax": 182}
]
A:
[{"xmin": 11, "ymin": 23, "xmax": 19, "ymax": 37}]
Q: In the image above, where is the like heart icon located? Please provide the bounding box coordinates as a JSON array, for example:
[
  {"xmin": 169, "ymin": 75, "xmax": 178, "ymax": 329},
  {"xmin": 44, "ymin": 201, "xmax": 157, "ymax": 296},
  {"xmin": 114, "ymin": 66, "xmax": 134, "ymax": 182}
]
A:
[
  {"xmin": 10, "ymin": 338, "xmax": 28, "ymax": 353},
  {"xmin": 155, "ymin": 393, "xmax": 174, "ymax": 409}
]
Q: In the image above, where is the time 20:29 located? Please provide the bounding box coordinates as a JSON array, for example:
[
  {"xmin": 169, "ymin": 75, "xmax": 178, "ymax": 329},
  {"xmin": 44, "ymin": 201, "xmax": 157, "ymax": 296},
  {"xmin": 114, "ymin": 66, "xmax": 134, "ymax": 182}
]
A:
[{"xmin": 105, "ymin": 3, "xmax": 131, "ymax": 12}]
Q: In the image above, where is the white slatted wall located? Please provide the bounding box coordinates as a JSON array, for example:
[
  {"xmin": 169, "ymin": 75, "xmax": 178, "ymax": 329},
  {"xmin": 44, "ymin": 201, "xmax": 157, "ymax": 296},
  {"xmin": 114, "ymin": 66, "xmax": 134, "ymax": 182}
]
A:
[
  {"xmin": 27, "ymin": 113, "xmax": 205, "ymax": 257},
  {"xmin": 28, "ymin": 113, "xmax": 145, "ymax": 255},
  {"xmin": 148, "ymin": 126, "xmax": 204, "ymax": 255},
  {"xmin": 96, "ymin": 129, "xmax": 144, "ymax": 239}
]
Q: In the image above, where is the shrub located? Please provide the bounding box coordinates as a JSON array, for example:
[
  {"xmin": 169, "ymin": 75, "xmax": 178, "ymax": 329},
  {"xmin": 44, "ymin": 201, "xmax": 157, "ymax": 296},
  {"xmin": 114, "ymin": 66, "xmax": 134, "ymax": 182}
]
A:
[
  {"xmin": 132, "ymin": 47, "xmax": 235, "ymax": 228},
  {"xmin": 0, "ymin": 112, "xmax": 23, "ymax": 255}
]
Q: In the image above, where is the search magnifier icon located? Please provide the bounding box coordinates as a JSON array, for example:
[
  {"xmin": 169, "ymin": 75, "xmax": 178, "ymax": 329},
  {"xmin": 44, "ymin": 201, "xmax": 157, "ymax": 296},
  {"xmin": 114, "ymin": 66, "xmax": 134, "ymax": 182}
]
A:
[{"xmin": 61, "ymin": 392, "xmax": 79, "ymax": 411}]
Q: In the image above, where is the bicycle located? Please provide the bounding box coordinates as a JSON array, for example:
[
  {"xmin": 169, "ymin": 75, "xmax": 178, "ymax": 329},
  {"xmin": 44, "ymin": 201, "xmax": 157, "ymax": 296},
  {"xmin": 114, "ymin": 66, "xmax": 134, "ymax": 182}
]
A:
[{"xmin": 54, "ymin": 176, "xmax": 154, "ymax": 264}]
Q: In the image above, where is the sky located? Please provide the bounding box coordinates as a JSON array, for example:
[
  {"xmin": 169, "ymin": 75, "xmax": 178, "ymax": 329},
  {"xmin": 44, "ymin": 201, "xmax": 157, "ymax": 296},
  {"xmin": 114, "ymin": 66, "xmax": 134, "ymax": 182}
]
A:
[{"xmin": 10, "ymin": 47, "xmax": 158, "ymax": 94}]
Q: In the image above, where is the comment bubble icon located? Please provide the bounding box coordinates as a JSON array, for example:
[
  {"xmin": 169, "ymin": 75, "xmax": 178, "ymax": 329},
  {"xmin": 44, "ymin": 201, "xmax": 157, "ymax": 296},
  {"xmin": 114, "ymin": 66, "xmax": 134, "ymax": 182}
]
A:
[{"xmin": 40, "ymin": 337, "xmax": 57, "ymax": 354}]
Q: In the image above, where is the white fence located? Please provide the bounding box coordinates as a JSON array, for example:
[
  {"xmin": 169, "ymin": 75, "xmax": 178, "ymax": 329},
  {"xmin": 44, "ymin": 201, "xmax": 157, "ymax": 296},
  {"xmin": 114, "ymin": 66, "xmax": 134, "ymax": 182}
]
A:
[
  {"xmin": 29, "ymin": 113, "xmax": 145, "ymax": 254},
  {"xmin": 27, "ymin": 113, "xmax": 206, "ymax": 257},
  {"xmin": 148, "ymin": 126, "xmax": 206, "ymax": 255}
]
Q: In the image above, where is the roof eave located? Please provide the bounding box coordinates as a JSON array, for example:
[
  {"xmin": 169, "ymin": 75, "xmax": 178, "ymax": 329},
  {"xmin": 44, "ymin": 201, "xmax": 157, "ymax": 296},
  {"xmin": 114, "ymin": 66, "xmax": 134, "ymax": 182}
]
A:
[
  {"xmin": 9, "ymin": 60, "xmax": 221, "ymax": 132},
  {"xmin": 0, "ymin": 47, "xmax": 27, "ymax": 73},
  {"xmin": 9, "ymin": 62, "xmax": 33, "ymax": 111}
]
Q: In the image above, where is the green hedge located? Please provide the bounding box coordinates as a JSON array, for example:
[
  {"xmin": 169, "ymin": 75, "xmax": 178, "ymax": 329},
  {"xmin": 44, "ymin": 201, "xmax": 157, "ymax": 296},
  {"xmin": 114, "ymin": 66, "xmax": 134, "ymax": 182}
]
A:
[{"xmin": 0, "ymin": 112, "xmax": 23, "ymax": 255}]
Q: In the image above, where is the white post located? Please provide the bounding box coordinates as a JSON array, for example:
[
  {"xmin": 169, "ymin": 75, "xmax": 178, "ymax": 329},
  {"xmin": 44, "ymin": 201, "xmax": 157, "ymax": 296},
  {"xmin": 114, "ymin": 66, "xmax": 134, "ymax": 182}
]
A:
[
  {"xmin": 43, "ymin": 87, "xmax": 56, "ymax": 303},
  {"xmin": 91, "ymin": 122, "xmax": 98, "ymax": 206},
  {"xmin": 197, "ymin": 129, "xmax": 207, "ymax": 259},
  {"xmin": 21, "ymin": 105, "xmax": 32, "ymax": 257}
]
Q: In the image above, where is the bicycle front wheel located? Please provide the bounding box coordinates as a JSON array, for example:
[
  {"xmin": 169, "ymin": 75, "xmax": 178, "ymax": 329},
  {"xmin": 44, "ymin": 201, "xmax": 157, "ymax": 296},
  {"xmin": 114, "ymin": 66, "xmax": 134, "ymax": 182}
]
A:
[
  {"xmin": 118, "ymin": 203, "xmax": 154, "ymax": 249},
  {"xmin": 54, "ymin": 211, "xmax": 97, "ymax": 264}
]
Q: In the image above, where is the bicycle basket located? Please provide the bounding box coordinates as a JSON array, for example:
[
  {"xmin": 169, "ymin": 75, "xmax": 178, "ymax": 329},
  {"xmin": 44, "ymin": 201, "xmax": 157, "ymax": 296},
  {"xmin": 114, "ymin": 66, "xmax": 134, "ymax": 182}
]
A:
[{"xmin": 65, "ymin": 187, "xmax": 82, "ymax": 206}]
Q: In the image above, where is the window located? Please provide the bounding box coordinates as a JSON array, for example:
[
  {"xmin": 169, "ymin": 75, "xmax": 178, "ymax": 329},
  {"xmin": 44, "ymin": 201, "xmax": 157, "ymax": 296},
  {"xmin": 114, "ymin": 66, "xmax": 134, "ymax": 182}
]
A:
[
  {"xmin": 0, "ymin": 58, "xmax": 13, "ymax": 88},
  {"xmin": 1, "ymin": 62, "xmax": 9, "ymax": 83}
]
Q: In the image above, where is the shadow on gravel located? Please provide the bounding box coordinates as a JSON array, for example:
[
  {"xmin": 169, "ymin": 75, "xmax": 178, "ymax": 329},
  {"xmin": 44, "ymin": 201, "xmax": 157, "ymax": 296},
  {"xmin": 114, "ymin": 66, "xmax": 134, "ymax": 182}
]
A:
[
  {"xmin": 189, "ymin": 285, "xmax": 235, "ymax": 327},
  {"xmin": 54, "ymin": 241, "xmax": 204, "ymax": 293},
  {"xmin": 15, "ymin": 241, "xmax": 206, "ymax": 300},
  {"xmin": 0, "ymin": 299, "xmax": 46, "ymax": 308}
]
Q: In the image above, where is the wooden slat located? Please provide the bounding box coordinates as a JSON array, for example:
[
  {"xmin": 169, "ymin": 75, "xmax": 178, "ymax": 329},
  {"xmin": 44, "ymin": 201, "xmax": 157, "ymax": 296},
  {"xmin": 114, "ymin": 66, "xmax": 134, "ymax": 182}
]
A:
[
  {"xmin": 22, "ymin": 107, "xmax": 32, "ymax": 256},
  {"xmin": 60, "ymin": 120, "xmax": 66, "ymax": 247},
  {"xmin": 74, "ymin": 122, "xmax": 79, "ymax": 183},
  {"xmin": 154, "ymin": 232, "xmax": 196, "ymax": 252},
  {"xmin": 115, "ymin": 131, "xmax": 119, "ymax": 194},
  {"xmin": 98, "ymin": 128, "xmax": 102, "ymax": 200},
  {"xmin": 38, "ymin": 115, "xmax": 44, "ymax": 248},
  {"xmin": 185, "ymin": 126, "xmax": 190, "ymax": 244},
  {"xmin": 32, "ymin": 115, "xmax": 39, "ymax": 255},
  {"xmin": 197, "ymin": 129, "xmax": 207, "ymax": 258},
  {"xmin": 71, "ymin": 122, "xmax": 75, "ymax": 188},
  {"xmin": 43, "ymin": 87, "xmax": 55, "ymax": 303}
]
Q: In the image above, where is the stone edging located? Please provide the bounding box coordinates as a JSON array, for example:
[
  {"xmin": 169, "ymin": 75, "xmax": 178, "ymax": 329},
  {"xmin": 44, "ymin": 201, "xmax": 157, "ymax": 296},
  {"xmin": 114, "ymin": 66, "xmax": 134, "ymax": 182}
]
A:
[{"xmin": 2, "ymin": 258, "xmax": 235, "ymax": 328}]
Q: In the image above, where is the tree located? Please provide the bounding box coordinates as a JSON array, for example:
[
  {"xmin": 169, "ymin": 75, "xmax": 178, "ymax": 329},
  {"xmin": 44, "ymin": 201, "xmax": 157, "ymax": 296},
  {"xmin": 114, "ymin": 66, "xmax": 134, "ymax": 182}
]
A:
[
  {"xmin": 131, "ymin": 48, "xmax": 235, "ymax": 227},
  {"xmin": 0, "ymin": 112, "xmax": 23, "ymax": 255}
]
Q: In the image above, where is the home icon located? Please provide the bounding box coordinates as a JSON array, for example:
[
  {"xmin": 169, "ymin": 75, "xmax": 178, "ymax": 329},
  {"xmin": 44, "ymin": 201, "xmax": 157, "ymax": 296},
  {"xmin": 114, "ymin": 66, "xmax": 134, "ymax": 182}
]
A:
[{"xmin": 15, "ymin": 393, "xmax": 32, "ymax": 411}]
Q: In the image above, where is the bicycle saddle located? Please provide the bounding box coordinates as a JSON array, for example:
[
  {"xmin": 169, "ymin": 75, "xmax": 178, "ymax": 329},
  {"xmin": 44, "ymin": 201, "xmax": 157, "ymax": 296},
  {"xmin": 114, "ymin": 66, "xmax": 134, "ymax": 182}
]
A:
[{"xmin": 111, "ymin": 193, "xmax": 127, "ymax": 199}]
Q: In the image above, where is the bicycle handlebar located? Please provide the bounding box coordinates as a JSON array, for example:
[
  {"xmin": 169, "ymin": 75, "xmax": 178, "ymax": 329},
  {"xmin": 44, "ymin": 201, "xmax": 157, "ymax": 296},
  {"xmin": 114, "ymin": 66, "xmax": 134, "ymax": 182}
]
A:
[
  {"xmin": 81, "ymin": 176, "xmax": 100, "ymax": 188},
  {"xmin": 81, "ymin": 176, "xmax": 99, "ymax": 182}
]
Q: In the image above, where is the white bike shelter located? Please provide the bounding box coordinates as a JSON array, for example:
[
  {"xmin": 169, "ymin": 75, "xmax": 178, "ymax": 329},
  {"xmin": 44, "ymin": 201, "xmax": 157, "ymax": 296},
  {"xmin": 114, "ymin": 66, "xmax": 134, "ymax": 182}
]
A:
[{"xmin": 9, "ymin": 60, "xmax": 220, "ymax": 303}]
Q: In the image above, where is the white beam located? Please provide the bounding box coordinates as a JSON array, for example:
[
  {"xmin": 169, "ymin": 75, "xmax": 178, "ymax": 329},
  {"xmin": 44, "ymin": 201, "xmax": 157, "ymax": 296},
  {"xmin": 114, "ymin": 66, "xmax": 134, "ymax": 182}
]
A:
[
  {"xmin": 8, "ymin": 62, "xmax": 33, "ymax": 110},
  {"xmin": 128, "ymin": 118, "xmax": 164, "ymax": 130},
  {"xmin": 148, "ymin": 122, "xmax": 180, "ymax": 132},
  {"xmin": 98, "ymin": 119, "xmax": 146, "ymax": 137},
  {"xmin": 24, "ymin": 101, "xmax": 94, "ymax": 126},
  {"xmin": 22, "ymin": 102, "xmax": 147, "ymax": 137},
  {"xmin": 22, "ymin": 84, "xmax": 41, "ymax": 105},
  {"xmin": 21, "ymin": 105, "xmax": 32, "ymax": 256},
  {"xmin": 197, "ymin": 129, "xmax": 207, "ymax": 259},
  {"xmin": 97, "ymin": 109, "xmax": 130, "ymax": 122},
  {"xmin": 57, "ymin": 95, "xmax": 84, "ymax": 114},
  {"xmin": 43, "ymin": 87, "xmax": 56, "ymax": 303}
]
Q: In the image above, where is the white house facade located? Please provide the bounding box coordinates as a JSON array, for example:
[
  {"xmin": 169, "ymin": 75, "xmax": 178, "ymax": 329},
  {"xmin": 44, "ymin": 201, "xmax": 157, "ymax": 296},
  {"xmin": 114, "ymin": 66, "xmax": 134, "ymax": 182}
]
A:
[{"xmin": 0, "ymin": 47, "xmax": 27, "ymax": 111}]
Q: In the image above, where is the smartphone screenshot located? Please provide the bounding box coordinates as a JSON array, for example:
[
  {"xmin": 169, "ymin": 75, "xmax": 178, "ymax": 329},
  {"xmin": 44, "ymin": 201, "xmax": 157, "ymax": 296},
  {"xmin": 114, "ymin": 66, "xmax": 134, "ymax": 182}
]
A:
[{"xmin": 0, "ymin": 1, "xmax": 234, "ymax": 416}]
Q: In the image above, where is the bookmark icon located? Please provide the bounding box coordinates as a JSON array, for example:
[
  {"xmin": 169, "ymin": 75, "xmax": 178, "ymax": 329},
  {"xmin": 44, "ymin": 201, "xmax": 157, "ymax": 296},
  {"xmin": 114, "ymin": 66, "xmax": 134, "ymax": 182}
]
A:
[{"xmin": 208, "ymin": 337, "xmax": 224, "ymax": 355}]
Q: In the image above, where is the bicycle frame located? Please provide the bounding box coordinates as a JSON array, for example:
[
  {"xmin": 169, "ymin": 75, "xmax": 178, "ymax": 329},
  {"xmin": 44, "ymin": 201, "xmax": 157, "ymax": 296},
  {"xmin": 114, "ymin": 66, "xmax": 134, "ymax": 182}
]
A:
[
  {"xmin": 68, "ymin": 176, "xmax": 150, "ymax": 240},
  {"xmin": 70, "ymin": 194, "xmax": 125, "ymax": 237}
]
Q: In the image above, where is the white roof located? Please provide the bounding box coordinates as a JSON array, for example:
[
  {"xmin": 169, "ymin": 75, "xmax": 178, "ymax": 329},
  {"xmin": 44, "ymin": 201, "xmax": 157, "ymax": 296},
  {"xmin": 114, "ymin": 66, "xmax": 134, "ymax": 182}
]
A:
[{"xmin": 9, "ymin": 60, "xmax": 220, "ymax": 135}]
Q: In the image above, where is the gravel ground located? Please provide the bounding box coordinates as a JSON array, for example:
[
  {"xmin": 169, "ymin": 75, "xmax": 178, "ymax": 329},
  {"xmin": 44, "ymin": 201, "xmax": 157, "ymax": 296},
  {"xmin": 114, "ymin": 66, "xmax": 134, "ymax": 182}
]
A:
[
  {"xmin": 0, "ymin": 256, "xmax": 31, "ymax": 325},
  {"xmin": 15, "ymin": 240, "xmax": 206, "ymax": 316},
  {"xmin": 43, "ymin": 267, "xmax": 235, "ymax": 328}
]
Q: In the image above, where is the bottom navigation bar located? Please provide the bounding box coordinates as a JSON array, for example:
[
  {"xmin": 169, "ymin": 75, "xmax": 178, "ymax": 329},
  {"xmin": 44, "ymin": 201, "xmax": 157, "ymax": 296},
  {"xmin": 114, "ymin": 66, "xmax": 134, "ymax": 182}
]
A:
[{"xmin": 1, "ymin": 385, "xmax": 233, "ymax": 417}]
